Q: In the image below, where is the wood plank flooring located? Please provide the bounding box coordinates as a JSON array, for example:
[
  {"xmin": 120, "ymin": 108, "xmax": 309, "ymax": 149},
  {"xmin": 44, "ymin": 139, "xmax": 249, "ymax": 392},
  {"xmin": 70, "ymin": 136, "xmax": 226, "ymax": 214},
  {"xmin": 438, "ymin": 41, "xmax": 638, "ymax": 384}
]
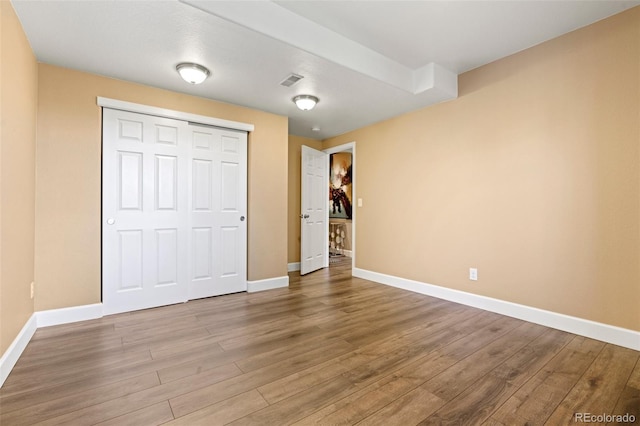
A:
[{"xmin": 1, "ymin": 259, "xmax": 638, "ymax": 425}]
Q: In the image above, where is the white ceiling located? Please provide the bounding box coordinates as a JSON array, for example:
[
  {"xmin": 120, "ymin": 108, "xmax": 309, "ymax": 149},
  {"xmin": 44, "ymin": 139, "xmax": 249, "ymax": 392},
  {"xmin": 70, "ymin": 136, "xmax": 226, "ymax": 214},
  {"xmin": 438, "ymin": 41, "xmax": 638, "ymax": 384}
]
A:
[{"xmin": 12, "ymin": 0, "xmax": 639, "ymax": 140}]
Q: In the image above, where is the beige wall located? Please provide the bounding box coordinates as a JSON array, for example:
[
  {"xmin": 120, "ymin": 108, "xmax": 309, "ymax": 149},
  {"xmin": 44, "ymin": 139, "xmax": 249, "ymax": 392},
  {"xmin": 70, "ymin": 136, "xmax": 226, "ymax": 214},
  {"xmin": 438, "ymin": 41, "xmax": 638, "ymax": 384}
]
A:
[
  {"xmin": 324, "ymin": 8, "xmax": 640, "ymax": 331},
  {"xmin": 288, "ymin": 135, "xmax": 323, "ymax": 263},
  {"xmin": 0, "ymin": 2, "xmax": 37, "ymax": 354},
  {"xmin": 35, "ymin": 64, "xmax": 288, "ymax": 311}
]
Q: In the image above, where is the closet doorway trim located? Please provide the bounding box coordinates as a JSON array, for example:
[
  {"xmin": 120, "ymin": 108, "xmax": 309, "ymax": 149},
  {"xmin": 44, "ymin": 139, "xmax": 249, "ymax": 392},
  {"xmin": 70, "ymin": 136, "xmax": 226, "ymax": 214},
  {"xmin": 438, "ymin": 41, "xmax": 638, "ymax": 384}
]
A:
[{"xmin": 97, "ymin": 97, "xmax": 255, "ymax": 132}]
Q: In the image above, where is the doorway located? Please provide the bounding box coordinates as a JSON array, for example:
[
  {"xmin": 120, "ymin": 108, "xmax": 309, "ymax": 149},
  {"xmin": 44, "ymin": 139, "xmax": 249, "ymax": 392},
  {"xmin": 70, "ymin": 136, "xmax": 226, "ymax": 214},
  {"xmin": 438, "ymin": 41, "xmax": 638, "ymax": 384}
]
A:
[{"xmin": 325, "ymin": 142, "xmax": 356, "ymax": 270}]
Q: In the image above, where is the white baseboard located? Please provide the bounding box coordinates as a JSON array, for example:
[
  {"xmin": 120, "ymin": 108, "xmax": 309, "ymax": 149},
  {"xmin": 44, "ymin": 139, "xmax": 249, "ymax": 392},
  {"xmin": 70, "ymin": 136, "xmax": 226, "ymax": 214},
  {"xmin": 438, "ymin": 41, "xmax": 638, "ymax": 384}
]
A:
[
  {"xmin": 353, "ymin": 268, "xmax": 640, "ymax": 351},
  {"xmin": 247, "ymin": 275, "xmax": 289, "ymax": 292},
  {"xmin": 343, "ymin": 250, "xmax": 353, "ymax": 258},
  {"xmin": 37, "ymin": 303, "xmax": 104, "ymax": 328},
  {"xmin": 1, "ymin": 276, "xmax": 294, "ymax": 386},
  {"xmin": 0, "ymin": 314, "xmax": 37, "ymax": 388},
  {"xmin": 288, "ymin": 262, "xmax": 301, "ymax": 272},
  {"xmin": 0, "ymin": 303, "xmax": 104, "ymax": 388}
]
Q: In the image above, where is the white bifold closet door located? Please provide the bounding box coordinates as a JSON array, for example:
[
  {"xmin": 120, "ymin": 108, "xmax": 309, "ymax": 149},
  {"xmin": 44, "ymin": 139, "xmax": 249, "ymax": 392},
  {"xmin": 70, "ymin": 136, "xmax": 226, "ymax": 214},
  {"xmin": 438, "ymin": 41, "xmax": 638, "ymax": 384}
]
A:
[{"xmin": 102, "ymin": 108, "xmax": 247, "ymax": 315}]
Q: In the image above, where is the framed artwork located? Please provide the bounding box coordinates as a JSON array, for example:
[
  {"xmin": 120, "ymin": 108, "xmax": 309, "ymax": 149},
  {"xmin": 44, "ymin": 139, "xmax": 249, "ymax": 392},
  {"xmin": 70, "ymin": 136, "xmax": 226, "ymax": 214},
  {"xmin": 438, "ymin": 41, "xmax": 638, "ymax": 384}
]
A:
[{"xmin": 329, "ymin": 152, "xmax": 352, "ymax": 219}]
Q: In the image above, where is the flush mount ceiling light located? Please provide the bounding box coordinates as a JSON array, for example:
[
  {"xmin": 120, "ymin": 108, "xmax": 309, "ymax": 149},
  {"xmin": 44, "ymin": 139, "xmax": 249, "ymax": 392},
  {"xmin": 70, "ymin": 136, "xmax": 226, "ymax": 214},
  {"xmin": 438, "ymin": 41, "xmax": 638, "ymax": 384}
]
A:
[
  {"xmin": 292, "ymin": 95, "xmax": 319, "ymax": 111},
  {"xmin": 176, "ymin": 62, "xmax": 210, "ymax": 84}
]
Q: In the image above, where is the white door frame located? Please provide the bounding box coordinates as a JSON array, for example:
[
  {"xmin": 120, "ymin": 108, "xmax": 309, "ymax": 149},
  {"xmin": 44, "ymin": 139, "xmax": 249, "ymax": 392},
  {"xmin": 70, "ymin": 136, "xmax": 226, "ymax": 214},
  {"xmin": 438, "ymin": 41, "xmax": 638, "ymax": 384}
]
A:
[{"xmin": 324, "ymin": 142, "xmax": 356, "ymax": 270}]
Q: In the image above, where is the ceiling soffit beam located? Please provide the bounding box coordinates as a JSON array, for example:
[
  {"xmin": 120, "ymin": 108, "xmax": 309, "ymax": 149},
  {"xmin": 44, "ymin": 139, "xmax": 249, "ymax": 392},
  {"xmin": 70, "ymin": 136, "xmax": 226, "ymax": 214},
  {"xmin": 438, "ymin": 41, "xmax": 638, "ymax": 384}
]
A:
[
  {"xmin": 180, "ymin": 0, "xmax": 458, "ymax": 99},
  {"xmin": 414, "ymin": 62, "xmax": 459, "ymax": 100}
]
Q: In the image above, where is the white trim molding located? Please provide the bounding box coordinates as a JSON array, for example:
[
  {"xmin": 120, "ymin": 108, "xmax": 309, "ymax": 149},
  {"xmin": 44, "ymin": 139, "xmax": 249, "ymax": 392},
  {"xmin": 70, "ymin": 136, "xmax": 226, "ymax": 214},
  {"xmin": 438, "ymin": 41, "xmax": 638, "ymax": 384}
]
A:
[
  {"xmin": 353, "ymin": 268, "xmax": 640, "ymax": 351},
  {"xmin": 97, "ymin": 97, "xmax": 254, "ymax": 132},
  {"xmin": 0, "ymin": 314, "xmax": 37, "ymax": 388},
  {"xmin": 288, "ymin": 262, "xmax": 301, "ymax": 272},
  {"xmin": 37, "ymin": 303, "xmax": 104, "ymax": 328},
  {"xmin": 247, "ymin": 276, "xmax": 289, "ymax": 292}
]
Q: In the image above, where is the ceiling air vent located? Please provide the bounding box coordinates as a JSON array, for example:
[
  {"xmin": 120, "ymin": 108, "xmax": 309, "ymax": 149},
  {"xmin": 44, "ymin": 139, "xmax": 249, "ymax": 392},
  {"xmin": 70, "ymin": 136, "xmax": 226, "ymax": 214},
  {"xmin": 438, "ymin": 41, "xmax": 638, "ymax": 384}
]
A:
[{"xmin": 280, "ymin": 73, "xmax": 304, "ymax": 87}]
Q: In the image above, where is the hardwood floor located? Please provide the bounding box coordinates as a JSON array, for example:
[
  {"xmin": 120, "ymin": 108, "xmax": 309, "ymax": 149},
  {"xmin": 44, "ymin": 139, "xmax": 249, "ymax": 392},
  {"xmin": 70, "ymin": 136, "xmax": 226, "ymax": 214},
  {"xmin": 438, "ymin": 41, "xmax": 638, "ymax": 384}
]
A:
[{"xmin": 1, "ymin": 260, "xmax": 638, "ymax": 425}]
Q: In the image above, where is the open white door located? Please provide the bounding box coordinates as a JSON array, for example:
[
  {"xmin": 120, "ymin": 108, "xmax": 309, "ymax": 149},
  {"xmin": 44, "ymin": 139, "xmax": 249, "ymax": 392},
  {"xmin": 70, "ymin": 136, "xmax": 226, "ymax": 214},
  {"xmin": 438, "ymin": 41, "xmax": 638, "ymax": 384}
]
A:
[{"xmin": 300, "ymin": 145, "xmax": 328, "ymax": 275}]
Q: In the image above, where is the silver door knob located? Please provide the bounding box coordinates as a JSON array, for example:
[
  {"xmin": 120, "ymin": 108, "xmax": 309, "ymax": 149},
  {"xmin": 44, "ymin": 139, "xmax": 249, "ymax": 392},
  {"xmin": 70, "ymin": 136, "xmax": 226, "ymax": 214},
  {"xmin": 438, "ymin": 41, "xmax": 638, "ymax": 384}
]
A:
[
  {"xmin": 300, "ymin": 214, "xmax": 309, "ymax": 219},
  {"xmin": 107, "ymin": 218, "xmax": 115, "ymax": 225},
  {"xmin": 240, "ymin": 216, "xmax": 245, "ymax": 221}
]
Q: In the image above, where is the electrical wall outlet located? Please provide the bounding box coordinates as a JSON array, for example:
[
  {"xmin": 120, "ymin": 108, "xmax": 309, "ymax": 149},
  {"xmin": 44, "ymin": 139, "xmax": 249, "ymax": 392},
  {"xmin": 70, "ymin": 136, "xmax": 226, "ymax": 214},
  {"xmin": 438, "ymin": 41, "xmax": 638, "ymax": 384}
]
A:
[
  {"xmin": 469, "ymin": 268, "xmax": 478, "ymax": 281},
  {"xmin": 30, "ymin": 282, "xmax": 35, "ymax": 299}
]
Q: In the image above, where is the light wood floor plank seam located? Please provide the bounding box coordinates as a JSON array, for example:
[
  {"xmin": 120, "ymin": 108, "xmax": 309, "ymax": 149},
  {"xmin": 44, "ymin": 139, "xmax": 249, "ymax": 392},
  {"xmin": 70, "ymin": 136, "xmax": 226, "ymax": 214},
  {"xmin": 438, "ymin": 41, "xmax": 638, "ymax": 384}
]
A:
[
  {"xmin": 545, "ymin": 339, "xmax": 607, "ymax": 422},
  {"xmin": 483, "ymin": 328, "xmax": 575, "ymax": 423},
  {"xmin": 607, "ymin": 354, "xmax": 639, "ymax": 425}
]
